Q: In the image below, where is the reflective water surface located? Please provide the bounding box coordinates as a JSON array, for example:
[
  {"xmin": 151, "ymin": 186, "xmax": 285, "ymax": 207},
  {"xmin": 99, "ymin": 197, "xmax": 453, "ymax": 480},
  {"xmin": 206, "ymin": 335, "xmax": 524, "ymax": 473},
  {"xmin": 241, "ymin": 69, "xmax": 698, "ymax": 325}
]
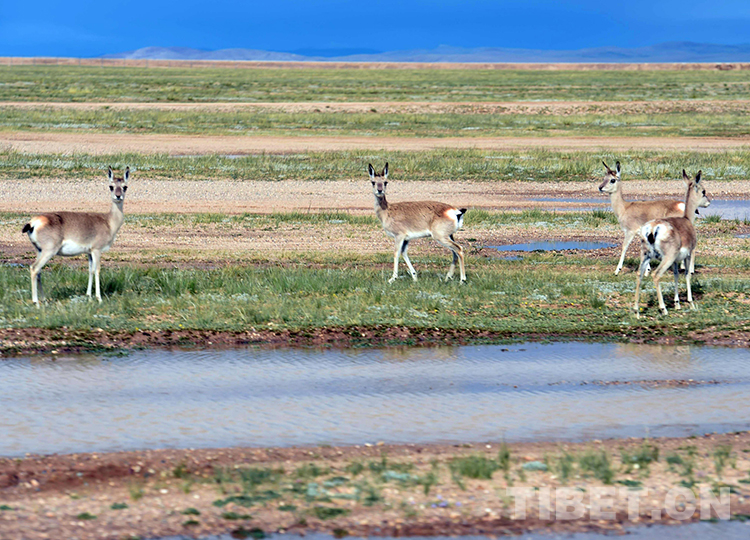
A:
[
  {"xmin": 2, "ymin": 343, "xmax": 749, "ymax": 457},
  {"xmin": 524, "ymin": 197, "xmax": 750, "ymax": 220},
  {"xmin": 160, "ymin": 520, "xmax": 750, "ymax": 540},
  {"xmin": 490, "ymin": 240, "xmax": 616, "ymax": 251}
]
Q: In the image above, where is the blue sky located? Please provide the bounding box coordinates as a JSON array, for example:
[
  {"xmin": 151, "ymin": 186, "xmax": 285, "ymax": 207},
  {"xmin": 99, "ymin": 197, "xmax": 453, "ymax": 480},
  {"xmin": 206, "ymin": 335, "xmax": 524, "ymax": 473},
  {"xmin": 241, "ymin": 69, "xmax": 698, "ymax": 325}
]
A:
[{"xmin": 2, "ymin": 0, "xmax": 749, "ymax": 57}]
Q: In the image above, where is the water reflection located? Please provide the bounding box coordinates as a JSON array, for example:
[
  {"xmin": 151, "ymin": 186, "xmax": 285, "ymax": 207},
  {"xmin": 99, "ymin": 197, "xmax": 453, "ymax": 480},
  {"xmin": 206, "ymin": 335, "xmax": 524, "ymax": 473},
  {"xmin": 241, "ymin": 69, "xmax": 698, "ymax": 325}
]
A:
[{"xmin": 1, "ymin": 342, "xmax": 749, "ymax": 456}]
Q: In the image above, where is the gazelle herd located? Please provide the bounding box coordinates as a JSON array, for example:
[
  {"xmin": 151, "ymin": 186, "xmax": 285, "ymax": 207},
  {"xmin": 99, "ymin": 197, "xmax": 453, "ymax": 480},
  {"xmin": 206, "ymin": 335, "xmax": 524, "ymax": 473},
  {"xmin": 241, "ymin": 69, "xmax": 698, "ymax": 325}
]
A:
[{"xmin": 21, "ymin": 161, "xmax": 713, "ymax": 318}]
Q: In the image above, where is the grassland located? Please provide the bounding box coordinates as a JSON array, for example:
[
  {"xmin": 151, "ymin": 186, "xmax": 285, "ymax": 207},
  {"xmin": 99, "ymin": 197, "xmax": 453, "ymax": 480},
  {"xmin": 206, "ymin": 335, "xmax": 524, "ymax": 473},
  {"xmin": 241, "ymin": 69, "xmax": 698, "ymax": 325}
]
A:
[
  {"xmin": 1, "ymin": 65, "xmax": 750, "ymax": 349},
  {"xmin": 3, "ymin": 106, "xmax": 750, "ymax": 138},
  {"xmin": 3, "ymin": 65, "xmax": 750, "ymax": 102},
  {"xmin": 2, "ymin": 245, "xmax": 750, "ymax": 353},
  {"xmin": 3, "ymin": 149, "xmax": 750, "ymax": 182}
]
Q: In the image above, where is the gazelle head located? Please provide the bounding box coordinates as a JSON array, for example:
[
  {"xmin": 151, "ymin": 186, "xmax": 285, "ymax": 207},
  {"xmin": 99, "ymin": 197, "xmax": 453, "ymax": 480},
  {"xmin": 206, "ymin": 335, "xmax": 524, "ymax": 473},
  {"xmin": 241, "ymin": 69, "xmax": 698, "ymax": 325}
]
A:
[
  {"xmin": 369, "ymin": 163, "xmax": 389, "ymax": 197},
  {"xmin": 598, "ymin": 160, "xmax": 621, "ymax": 194},
  {"xmin": 108, "ymin": 166, "xmax": 130, "ymax": 203},
  {"xmin": 683, "ymin": 169, "xmax": 711, "ymax": 214}
]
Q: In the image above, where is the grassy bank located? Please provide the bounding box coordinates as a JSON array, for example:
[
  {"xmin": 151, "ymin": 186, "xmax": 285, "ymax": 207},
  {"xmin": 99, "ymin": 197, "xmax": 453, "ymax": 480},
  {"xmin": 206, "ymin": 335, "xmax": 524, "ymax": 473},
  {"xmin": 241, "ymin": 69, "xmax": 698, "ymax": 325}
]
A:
[
  {"xmin": 3, "ymin": 149, "xmax": 750, "ymax": 181},
  {"xmin": 1, "ymin": 256, "xmax": 749, "ymax": 341},
  {"xmin": 1, "ymin": 433, "xmax": 749, "ymax": 539},
  {"xmin": 3, "ymin": 107, "xmax": 750, "ymax": 138},
  {"xmin": 2, "ymin": 65, "xmax": 750, "ymax": 102}
]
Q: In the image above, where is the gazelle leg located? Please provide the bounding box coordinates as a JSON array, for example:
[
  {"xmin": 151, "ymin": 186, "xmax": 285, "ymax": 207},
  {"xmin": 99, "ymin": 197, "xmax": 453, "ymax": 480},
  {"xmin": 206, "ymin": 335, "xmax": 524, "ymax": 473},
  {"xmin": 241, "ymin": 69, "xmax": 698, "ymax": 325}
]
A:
[
  {"xmin": 30, "ymin": 249, "xmax": 55, "ymax": 307},
  {"xmin": 652, "ymin": 258, "xmax": 674, "ymax": 316},
  {"xmin": 437, "ymin": 234, "xmax": 466, "ymax": 282},
  {"xmin": 686, "ymin": 254, "xmax": 696, "ymax": 310},
  {"xmin": 616, "ymin": 231, "xmax": 635, "ymax": 275},
  {"xmin": 389, "ymin": 237, "xmax": 405, "ymax": 283},
  {"xmin": 689, "ymin": 250, "xmax": 696, "ymax": 274},
  {"xmin": 92, "ymin": 250, "xmax": 103, "ymax": 302},
  {"xmin": 672, "ymin": 262, "xmax": 681, "ymax": 310},
  {"xmin": 633, "ymin": 253, "xmax": 650, "ymax": 318},
  {"xmin": 86, "ymin": 253, "xmax": 95, "ymax": 298},
  {"xmin": 401, "ymin": 240, "xmax": 417, "ymax": 282}
]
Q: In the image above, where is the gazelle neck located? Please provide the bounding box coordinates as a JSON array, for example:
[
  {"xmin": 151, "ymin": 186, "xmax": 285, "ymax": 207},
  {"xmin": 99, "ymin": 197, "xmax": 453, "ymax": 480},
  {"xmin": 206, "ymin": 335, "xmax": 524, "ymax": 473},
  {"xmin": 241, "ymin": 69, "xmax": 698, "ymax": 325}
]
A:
[
  {"xmin": 609, "ymin": 183, "xmax": 626, "ymax": 218},
  {"xmin": 684, "ymin": 185, "xmax": 700, "ymax": 224},
  {"xmin": 374, "ymin": 193, "xmax": 388, "ymax": 212},
  {"xmin": 109, "ymin": 199, "xmax": 125, "ymax": 235}
]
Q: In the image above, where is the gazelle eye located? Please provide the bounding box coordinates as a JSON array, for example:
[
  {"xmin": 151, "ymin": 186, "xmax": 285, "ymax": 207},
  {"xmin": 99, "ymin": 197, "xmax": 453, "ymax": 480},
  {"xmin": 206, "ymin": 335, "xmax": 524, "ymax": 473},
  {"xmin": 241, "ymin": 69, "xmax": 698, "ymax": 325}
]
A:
[
  {"xmin": 610, "ymin": 179, "xmax": 615, "ymax": 183},
  {"xmin": 123, "ymin": 186, "xmax": 128, "ymax": 192}
]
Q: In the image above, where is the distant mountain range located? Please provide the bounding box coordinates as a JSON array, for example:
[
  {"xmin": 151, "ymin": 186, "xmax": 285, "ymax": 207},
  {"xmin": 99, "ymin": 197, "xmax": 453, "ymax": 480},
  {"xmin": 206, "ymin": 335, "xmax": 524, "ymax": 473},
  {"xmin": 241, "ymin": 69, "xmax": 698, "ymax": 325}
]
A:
[{"xmin": 104, "ymin": 42, "xmax": 750, "ymax": 63}]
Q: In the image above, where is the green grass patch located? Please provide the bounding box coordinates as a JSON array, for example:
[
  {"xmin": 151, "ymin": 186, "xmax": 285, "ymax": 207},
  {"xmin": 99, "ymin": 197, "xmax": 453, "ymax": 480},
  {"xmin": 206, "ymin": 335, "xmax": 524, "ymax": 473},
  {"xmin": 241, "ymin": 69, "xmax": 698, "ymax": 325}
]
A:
[
  {"xmin": 1, "ymin": 255, "xmax": 749, "ymax": 341},
  {"xmin": 4, "ymin": 105, "xmax": 750, "ymax": 138},
  {"xmin": 110, "ymin": 502, "xmax": 128, "ymax": 510},
  {"xmin": 449, "ymin": 455, "xmax": 499, "ymax": 480},
  {"xmin": 578, "ymin": 450, "xmax": 615, "ymax": 484},
  {"xmin": 3, "ymin": 148, "xmax": 750, "ymax": 183},
  {"xmin": 3, "ymin": 65, "xmax": 750, "ymax": 102},
  {"xmin": 222, "ymin": 511, "xmax": 253, "ymax": 520},
  {"xmin": 75, "ymin": 512, "xmax": 97, "ymax": 520},
  {"xmin": 311, "ymin": 506, "xmax": 350, "ymax": 520}
]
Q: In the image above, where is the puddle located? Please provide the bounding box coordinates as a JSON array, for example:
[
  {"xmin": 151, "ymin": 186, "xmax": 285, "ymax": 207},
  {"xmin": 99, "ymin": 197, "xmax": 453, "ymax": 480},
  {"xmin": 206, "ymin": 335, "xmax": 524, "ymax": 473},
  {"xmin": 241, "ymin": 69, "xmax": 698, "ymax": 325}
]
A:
[
  {"xmin": 158, "ymin": 520, "xmax": 750, "ymax": 540},
  {"xmin": 524, "ymin": 197, "xmax": 750, "ymax": 221},
  {"xmin": 701, "ymin": 200, "xmax": 750, "ymax": 221},
  {"xmin": 490, "ymin": 240, "xmax": 615, "ymax": 252},
  {"xmin": 2, "ymin": 343, "xmax": 750, "ymax": 457}
]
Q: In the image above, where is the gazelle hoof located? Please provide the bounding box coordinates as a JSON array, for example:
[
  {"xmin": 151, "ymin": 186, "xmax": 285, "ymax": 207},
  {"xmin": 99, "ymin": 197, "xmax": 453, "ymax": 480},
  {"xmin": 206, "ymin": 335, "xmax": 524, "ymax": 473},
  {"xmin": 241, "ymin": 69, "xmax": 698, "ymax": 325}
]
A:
[
  {"xmin": 660, "ymin": 308, "xmax": 668, "ymax": 316},
  {"xmin": 388, "ymin": 276, "xmax": 397, "ymax": 284},
  {"xmin": 674, "ymin": 303, "xmax": 681, "ymax": 311},
  {"xmin": 689, "ymin": 302, "xmax": 696, "ymax": 311}
]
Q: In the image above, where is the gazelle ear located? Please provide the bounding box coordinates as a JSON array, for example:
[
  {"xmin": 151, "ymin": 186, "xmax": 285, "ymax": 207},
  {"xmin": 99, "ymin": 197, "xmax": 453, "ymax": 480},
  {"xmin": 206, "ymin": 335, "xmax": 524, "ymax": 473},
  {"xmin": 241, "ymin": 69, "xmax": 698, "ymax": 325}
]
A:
[
  {"xmin": 108, "ymin": 167, "xmax": 113, "ymax": 181},
  {"xmin": 123, "ymin": 167, "xmax": 130, "ymax": 182},
  {"xmin": 383, "ymin": 162, "xmax": 388, "ymax": 179},
  {"xmin": 368, "ymin": 163, "xmax": 375, "ymax": 178},
  {"xmin": 615, "ymin": 161, "xmax": 621, "ymax": 176},
  {"xmin": 695, "ymin": 170, "xmax": 702, "ymax": 183}
]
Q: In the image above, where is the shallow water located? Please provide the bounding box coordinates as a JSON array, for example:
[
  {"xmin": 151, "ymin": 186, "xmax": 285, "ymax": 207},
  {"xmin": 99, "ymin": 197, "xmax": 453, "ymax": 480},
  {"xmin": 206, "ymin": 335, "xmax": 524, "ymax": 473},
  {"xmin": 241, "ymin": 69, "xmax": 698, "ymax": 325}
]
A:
[
  {"xmin": 525, "ymin": 197, "xmax": 750, "ymax": 220},
  {"xmin": 2, "ymin": 343, "xmax": 750, "ymax": 457},
  {"xmin": 490, "ymin": 240, "xmax": 615, "ymax": 251},
  {"xmin": 159, "ymin": 520, "xmax": 750, "ymax": 540}
]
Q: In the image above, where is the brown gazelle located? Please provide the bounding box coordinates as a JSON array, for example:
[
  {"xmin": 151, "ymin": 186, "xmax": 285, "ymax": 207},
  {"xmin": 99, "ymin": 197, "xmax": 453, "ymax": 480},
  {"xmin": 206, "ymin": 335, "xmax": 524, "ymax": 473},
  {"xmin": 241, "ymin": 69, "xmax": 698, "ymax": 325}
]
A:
[
  {"xmin": 599, "ymin": 161, "xmax": 710, "ymax": 275},
  {"xmin": 22, "ymin": 167, "xmax": 129, "ymax": 306},
  {"xmin": 632, "ymin": 170, "xmax": 708, "ymax": 319},
  {"xmin": 369, "ymin": 163, "xmax": 467, "ymax": 283}
]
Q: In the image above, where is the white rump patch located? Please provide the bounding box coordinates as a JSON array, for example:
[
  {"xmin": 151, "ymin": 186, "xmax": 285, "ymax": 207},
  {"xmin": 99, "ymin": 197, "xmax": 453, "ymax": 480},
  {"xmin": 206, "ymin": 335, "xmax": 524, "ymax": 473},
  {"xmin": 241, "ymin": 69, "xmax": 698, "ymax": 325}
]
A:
[
  {"xmin": 677, "ymin": 202, "xmax": 686, "ymax": 213},
  {"xmin": 444, "ymin": 208, "xmax": 463, "ymax": 227}
]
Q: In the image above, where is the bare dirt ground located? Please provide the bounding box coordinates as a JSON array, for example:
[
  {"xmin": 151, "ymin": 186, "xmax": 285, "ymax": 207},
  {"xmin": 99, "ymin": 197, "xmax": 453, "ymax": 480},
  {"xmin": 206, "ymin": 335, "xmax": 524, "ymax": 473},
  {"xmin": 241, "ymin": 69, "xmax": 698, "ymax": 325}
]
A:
[
  {"xmin": 1, "ymin": 178, "xmax": 748, "ymax": 265},
  {"xmin": 5, "ymin": 100, "xmax": 750, "ymax": 115},
  {"xmin": 5, "ymin": 131, "xmax": 750, "ymax": 155},
  {"xmin": 1, "ymin": 432, "xmax": 749, "ymax": 540}
]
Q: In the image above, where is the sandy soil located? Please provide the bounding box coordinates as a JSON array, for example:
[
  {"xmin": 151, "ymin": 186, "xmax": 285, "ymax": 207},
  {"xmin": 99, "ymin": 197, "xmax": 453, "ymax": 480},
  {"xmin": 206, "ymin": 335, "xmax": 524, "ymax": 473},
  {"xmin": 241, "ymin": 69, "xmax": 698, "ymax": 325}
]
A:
[
  {"xmin": 1, "ymin": 432, "xmax": 749, "ymax": 540},
  {"xmin": 7, "ymin": 177, "xmax": 746, "ymax": 214},
  {"xmin": 4, "ymin": 131, "xmax": 750, "ymax": 156}
]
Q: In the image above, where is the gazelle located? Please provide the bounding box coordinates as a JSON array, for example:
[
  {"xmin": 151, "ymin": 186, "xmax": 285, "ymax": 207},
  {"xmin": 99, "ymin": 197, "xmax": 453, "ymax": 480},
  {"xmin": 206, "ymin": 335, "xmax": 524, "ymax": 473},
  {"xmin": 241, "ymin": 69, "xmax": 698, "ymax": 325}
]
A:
[
  {"xmin": 369, "ymin": 163, "xmax": 467, "ymax": 283},
  {"xmin": 22, "ymin": 167, "xmax": 130, "ymax": 306},
  {"xmin": 599, "ymin": 161, "xmax": 710, "ymax": 275},
  {"xmin": 632, "ymin": 170, "xmax": 708, "ymax": 319}
]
